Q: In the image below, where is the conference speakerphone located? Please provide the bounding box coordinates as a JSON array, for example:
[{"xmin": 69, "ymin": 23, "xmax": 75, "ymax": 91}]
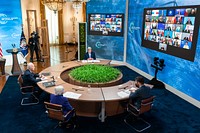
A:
[{"xmin": 43, "ymin": 81, "xmax": 55, "ymax": 88}]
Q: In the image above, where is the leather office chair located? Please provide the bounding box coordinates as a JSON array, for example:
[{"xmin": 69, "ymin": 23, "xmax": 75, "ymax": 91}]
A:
[
  {"xmin": 44, "ymin": 102, "xmax": 77, "ymax": 130},
  {"xmin": 124, "ymin": 96, "xmax": 155, "ymax": 132},
  {"xmin": 18, "ymin": 74, "xmax": 39, "ymax": 105}
]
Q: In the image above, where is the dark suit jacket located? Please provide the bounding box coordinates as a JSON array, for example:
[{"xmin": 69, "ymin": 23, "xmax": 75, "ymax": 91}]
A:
[
  {"xmin": 186, "ymin": 21, "xmax": 192, "ymax": 25},
  {"xmin": 184, "ymin": 29, "xmax": 190, "ymax": 33},
  {"xmin": 129, "ymin": 85, "xmax": 151, "ymax": 108},
  {"xmin": 84, "ymin": 51, "xmax": 96, "ymax": 60},
  {"xmin": 28, "ymin": 37, "xmax": 36, "ymax": 47},
  {"xmin": 22, "ymin": 69, "xmax": 41, "ymax": 87},
  {"xmin": 50, "ymin": 94, "xmax": 73, "ymax": 114}
]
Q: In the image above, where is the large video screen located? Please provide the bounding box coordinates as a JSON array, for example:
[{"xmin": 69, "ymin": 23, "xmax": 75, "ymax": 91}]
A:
[
  {"xmin": 88, "ymin": 13, "xmax": 124, "ymax": 36},
  {"xmin": 0, "ymin": 0, "xmax": 22, "ymax": 56},
  {"xmin": 142, "ymin": 5, "xmax": 200, "ymax": 61}
]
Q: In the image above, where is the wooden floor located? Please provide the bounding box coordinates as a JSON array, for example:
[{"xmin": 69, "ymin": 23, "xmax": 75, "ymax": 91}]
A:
[{"xmin": 0, "ymin": 44, "xmax": 77, "ymax": 93}]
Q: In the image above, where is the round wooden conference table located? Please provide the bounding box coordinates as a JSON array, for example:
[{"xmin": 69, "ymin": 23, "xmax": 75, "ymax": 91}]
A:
[{"xmin": 37, "ymin": 60, "xmax": 152, "ymax": 122}]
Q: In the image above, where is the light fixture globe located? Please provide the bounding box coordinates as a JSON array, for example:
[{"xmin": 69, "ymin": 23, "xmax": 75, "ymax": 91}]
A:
[
  {"xmin": 72, "ymin": 1, "xmax": 82, "ymax": 9},
  {"xmin": 66, "ymin": 0, "xmax": 90, "ymax": 9},
  {"xmin": 41, "ymin": 0, "xmax": 66, "ymax": 13}
]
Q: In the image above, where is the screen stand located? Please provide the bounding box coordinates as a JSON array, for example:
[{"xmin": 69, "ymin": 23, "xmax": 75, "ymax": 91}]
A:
[{"xmin": 148, "ymin": 77, "xmax": 165, "ymax": 89}]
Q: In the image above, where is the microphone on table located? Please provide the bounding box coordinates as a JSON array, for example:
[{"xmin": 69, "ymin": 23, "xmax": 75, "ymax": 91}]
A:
[
  {"xmin": 72, "ymin": 88, "xmax": 84, "ymax": 91},
  {"xmin": 118, "ymin": 86, "xmax": 129, "ymax": 90},
  {"xmin": 51, "ymin": 76, "xmax": 55, "ymax": 82},
  {"xmin": 62, "ymin": 65, "xmax": 68, "ymax": 68}
]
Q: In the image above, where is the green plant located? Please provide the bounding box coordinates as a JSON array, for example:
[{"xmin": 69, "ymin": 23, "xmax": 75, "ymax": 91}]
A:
[
  {"xmin": 80, "ymin": 45, "xmax": 86, "ymax": 60},
  {"xmin": 69, "ymin": 64, "xmax": 121, "ymax": 83}
]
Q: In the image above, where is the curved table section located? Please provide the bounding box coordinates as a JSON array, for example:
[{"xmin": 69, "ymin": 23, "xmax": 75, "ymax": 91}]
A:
[{"xmin": 37, "ymin": 60, "xmax": 152, "ymax": 122}]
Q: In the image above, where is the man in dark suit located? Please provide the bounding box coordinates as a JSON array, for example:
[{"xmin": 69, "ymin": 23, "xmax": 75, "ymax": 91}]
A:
[
  {"xmin": 166, "ymin": 26, "xmax": 172, "ymax": 31},
  {"xmin": 28, "ymin": 32, "xmax": 40, "ymax": 62},
  {"xmin": 129, "ymin": 76, "xmax": 151, "ymax": 108},
  {"xmin": 23, "ymin": 62, "xmax": 44, "ymax": 96},
  {"xmin": 50, "ymin": 86, "xmax": 73, "ymax": 115},
  {"xmin": 184, "ymin": 26, "xmax": 190, "ymax": 33},
  {"xmin": 186, "ymin": 18, "xmax": 192, "ymax": 25},
  {"xmin": 84, "ymin": 47, "xmax": 96, "ymax": 60}
]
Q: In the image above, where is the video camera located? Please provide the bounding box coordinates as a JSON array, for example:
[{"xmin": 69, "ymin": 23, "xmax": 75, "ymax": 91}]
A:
[
  {"xmin": 149, "ymin": 57, "xmax": 166, "ymax": 88},
  {"xmin": 31, "ymin": 31, "xmax": 39, "ymax": 39},
  {"xmin": 151, "ymin": 57, "xmax": 165, "ymax": 71}
]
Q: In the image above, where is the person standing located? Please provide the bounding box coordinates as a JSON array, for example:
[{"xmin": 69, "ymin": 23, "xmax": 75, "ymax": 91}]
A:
[{"xmin": 28, "ymin": 32, "xmax": 40, "ymax": 62}]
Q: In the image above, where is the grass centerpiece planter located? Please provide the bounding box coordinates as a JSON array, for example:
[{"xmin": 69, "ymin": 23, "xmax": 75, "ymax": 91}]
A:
[{"xmin": 69, "ymin": 64, "xmax": 123, "ymax": 87}]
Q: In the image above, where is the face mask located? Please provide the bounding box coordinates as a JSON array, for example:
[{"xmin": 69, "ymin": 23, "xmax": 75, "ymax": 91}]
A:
[{"xmin": 135, "ymin": 83, "xmax": 139, "ymax": 88}]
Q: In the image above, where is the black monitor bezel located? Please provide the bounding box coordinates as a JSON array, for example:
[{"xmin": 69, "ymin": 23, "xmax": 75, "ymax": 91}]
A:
[
  {"xmin": 141, "ymin": 5, "xmax": 200, "ymax": 62},
  {"xmin": 88, "ymin": 13, "xmax": 124, "ymax": 37}
]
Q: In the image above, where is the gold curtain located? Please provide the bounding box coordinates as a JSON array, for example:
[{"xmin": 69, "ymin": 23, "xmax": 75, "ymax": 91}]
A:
[
  {"xmin": 58, "ymin": 10, "xmax": 64, "ymax": 44},
  {"xmin": 40, "ymin": 0, "xmax": 64, "ymax": 45},
  {"xmin": 40, "ymin": 0, "xmax": 46, "ymax": 26},
  {"xmin": 82, "ymin": 2, "xmax": 86, "ymax": 22}
]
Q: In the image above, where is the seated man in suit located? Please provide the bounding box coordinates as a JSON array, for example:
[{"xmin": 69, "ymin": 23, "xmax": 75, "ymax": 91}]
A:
[
  {"xmin": 129, "ymin": 76, "xmax": 151, "ymax": 108},
  {"xmin": 22, "ymin": 62, "xmax": 44, "ymax": 97},
  {"xmin": 84, "ymin": 47, "xmax": 96, "ymax": 60},
  {"xmin": 50, "ymin": 86, "xmax": 73, "ymax": 115}
]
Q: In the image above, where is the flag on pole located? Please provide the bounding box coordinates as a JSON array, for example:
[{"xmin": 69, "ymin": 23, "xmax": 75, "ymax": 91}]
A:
[
  {"xmin": 0, "ymin": 43, "xmax": 3, "ymax": 58},
  {"xmin": 20, "ymin": 26, "xmax": 28, "ymax": 57}
]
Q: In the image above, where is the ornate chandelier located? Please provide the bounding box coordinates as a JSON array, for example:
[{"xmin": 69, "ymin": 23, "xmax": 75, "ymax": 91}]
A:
[
  {"xmin": 41, "ymin": 0, "xmax": 90, "ymax": 13},
  {"xmin": 65, "ymin": 0, "xmax": 90, "ymax": 9},
  {"xmin": 41, "ymin": 0, "xmax": 66, "ymax": 13}
]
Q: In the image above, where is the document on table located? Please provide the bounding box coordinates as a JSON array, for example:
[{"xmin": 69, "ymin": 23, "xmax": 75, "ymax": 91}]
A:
[
  {"xmin": 117, "ymin": 89, "xmax": 131, "ymax": 98},
  {"xmin": 129, "ymin": 87, "xmax": 137, "ymax": 91},
  {"xmin": 81, "ymin": 60, "xmax": 87, "ymax": 63},
  {"xmin": 63, "ymin": 92, "xmax": 82, "ymax": 99},
  {"xmin": 81, "ymin": 60, "xmax": 100, "ymax": 63},
  {"xmin": 38, "ymin": 80, "xmax": 48, "ymax": 83},
  {"xmin": 37, "ymin": 77, "xmax": 48, "ymax": 83},
  {"xmin": 92, "ymin": 60, "xmax": 100, "ymax": 63}
]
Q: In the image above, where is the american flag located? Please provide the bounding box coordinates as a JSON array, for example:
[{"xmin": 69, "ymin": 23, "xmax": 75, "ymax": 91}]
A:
[
  {"xmin": 0, "ymin": 43, "xmax": 3, "ymax": 58},
  {"xmin": 20, "ymin": 27, "xmax": 28, "ymax": 57}
]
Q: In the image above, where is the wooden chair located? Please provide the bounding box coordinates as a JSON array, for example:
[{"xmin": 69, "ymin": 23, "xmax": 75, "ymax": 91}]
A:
[
  {"xmin": 17, "ymin": 74, "xmax": 39, "ymax": 105},
  {"xmin": 44, "ymin": 102, "xmax": 77, "ymax": 130},
  {"xmin": 124, "ymin": 96, "xmax": 155, "ymax": 132}
]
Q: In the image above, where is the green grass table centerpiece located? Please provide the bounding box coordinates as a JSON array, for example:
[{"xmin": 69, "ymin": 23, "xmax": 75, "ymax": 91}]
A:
[{"xmin": 69, "ymin": 64, "xmax": 121, "ymax": 84}]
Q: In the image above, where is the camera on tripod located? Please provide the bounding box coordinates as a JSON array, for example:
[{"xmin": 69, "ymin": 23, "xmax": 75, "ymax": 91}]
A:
[
  {"xmin": 149, "ymin": 57, "xmax": 166, "ymax": 88},
  {"xmin": 151, "ymin": 57, "xmax": 165, "ymax": 71},
  {"xmin": 32, "ymin": 31, "xmax": 39, "ymax": 39}
]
